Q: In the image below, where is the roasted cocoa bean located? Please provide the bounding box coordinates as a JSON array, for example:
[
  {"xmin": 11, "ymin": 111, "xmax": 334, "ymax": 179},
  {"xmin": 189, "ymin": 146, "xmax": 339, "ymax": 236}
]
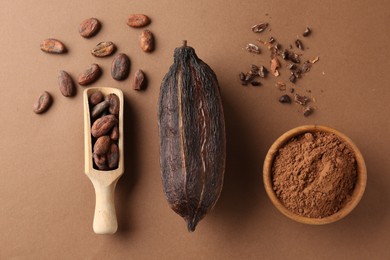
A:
[
  {"xmin": 33, "ymin": 91, "xmax": 52, "ymax": 114},
  {"xmin": 158, "ymin": 41, "xmax": 226, "ymax": 232},
  {"xmin": 127, "ymin": 14, "xmax": 150, "ymax": 28},
  {"xmin": 79, "ymin": 18, "xmax": 101, "ymax": 38},
  {"xmin": 93, "ymin": 153, "xmax": 108, "ymax": 170},
  {"xmin": 91, "ymin": 41, "xmax": 116, "ymax": 57},
  {"xmin": 110, "ymin": 125, "xmax": 119, "ymax": 141},
  {"xmin": 91, "ymin": 100, "xmax": 109, "ymax": 119},
  {"xmin": 139, "ymin": 30, "xmax": 154, "ymax": 52},
  {"xmin": 40, "ymin": 39, "xmax": 67, "ymax": 54},
  {"xmin": 105, "ymin": 93, "xmax": 120, "ymax": 116},
  {"xmin": 78, "ymin": 64, "xmax": 101, "ymax": 86},
  {"xmin": 89, "ymin": 91, "xmax": 104, "ymax": 105},
  {"xmin": 91, "ymin": 114, "xmax": 118, "ymax": 138},
  {"xmin": 111, "ymin": 53, "xmax": 130, "ymax": 80},
  {"xmin": 107, "ymin": 143, "xmax": 119, "ymax": 169},
  {"xmin": 58, "ymin": 71, "xmax": 75, "ymax": 97},
  {"xmin": 133, "ymin": 69, "xmax": 146, "ymax": 90},
  {"xmin": 93, "ymin": 135, "xmax": 111, "ymax": 155}
]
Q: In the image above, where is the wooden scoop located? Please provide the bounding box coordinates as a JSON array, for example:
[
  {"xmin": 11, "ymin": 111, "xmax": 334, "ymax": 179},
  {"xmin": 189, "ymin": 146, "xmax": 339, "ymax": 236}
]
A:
[{"xmin": 83, "ymin": 87, "xmax": 124, "ymax": 234}]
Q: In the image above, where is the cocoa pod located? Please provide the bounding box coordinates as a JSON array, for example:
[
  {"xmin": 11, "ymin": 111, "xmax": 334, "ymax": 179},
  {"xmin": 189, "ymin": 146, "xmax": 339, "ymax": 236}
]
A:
[
  {"xmin": 91, "ymin": 114, "xmax": 118, "ymax": 138},
  {"xmin": 78, "ymin": 64, "xmax": 101, "ymax": 86},
  {"xmin": 79, "ymin": 18, "xmax": 101, "ymax": 38},
  {"xmin": 91, "ymin": 41, "xmax": 116, "ymax": 57},
  {"xmin": 40, "ymin": 38, "xmax": 67, "ymax": 54},
  {"xmin": 133, "ymin": 69, "xmax": 146, "ymax": 90},
  {"xmin": 89, "ymin": 91, "xmax": 104, "ymax": 105},
  {"xmin": 111, "ymin": 53, "xmax": 130, "ymax": 81},
  {"xmin": 107, "ymin": 143, "xmax": 119, "ymax": 169},
  {"xmin": 33, "ymin": 91, "xmax": 52, "ymax": 114},
  {"xmin": 157, "ymin": 40, "xmax": 226, "ymax": 232},
  {"xmin": 91, "ymin": 100, "xmax": 109, "ymax": 119},
  {"xmin": 93, "ymin": 135, "xmax": 111, "ymax": 155},
  {"xmin": 127, "ymin": 14, "xmax": 150, "ymax": 28},
  {"xmin": 58, "ymin": 70, "xmax": 75, "ymax": 97},
  {"xmin": 105, "ymin": 93, "xmax": 120, "ymax": 116},
  {"xmin": 139, "ymin": 30, "xmax": 154, "ymax": 52}
]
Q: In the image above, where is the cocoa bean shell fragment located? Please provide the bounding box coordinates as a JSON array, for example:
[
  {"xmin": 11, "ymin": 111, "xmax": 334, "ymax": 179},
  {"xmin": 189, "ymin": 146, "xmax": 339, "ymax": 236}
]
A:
[{"xmin": 158, "ymin": 41, "xmax": 226, "ymax": 232}]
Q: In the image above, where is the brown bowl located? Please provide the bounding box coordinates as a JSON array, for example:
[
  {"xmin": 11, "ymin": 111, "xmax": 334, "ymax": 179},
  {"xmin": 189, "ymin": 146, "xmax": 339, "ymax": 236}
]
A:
[{"xmin": 263, "ymin": 125, "xmax": 367, "ymax": 224}]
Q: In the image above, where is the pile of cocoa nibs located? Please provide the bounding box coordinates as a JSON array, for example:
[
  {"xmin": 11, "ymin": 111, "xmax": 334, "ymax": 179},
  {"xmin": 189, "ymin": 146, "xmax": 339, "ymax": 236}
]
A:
[{"xmin": 240, "ymin": 23, "xmax": 319, "ymax": 117}]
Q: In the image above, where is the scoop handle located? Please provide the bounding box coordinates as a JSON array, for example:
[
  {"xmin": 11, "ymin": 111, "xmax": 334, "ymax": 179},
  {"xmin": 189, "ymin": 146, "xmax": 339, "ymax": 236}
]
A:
[{"xmin": 92, "ymin": 181, "xmax": 118, "ymax": 234}]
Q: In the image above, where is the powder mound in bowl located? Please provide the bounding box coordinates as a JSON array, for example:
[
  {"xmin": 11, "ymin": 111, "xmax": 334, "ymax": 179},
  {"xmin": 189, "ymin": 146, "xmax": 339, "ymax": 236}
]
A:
[{"xmin": 271, "ymin": 132, "xmax": 358, "ymax": 218}]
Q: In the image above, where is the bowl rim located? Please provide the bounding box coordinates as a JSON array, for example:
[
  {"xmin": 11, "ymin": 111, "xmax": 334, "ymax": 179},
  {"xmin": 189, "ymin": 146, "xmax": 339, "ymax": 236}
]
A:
[{"xmin": 263, "ymin": 124, "xmax": 367, "ymax": 225}]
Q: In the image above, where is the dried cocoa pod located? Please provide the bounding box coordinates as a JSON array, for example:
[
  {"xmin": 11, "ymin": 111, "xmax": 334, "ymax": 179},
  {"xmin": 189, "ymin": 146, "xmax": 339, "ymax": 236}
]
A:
[
  {"xmin": 111, "ymin": 53, "xmax": 130, "ymax": 81},
  {"xmin": 105, "ymin": 93, "xmax": 120, "ymax": 116},
  {"xmin": 33, "ymin": 91, "xmax": 52, "ymax": 114},
  {"xmin": 78, "ymin": 64, "xmax": 101, "ymax": 86},
  {"xmin": 89, "ymin": 91, "xmax": 104, "ymax": 105},
  {"xmin": 139, "ymin": 30, "xmax": 154, "ymax": 52},
  {"xmin": 107, "ymin": 143, "xmax": 119, "ymax": 169},
  {"xmin": 158, "ymin": 40, "xmax": 226, "ymax": 232},
  {"xmin": 133, "ymin": 69, "xmax": 146, "ymax": 90},
  {"xmin": 93, "ymin": 135, "xmax": 111, "ymax": 155},
  {"xmin": 40, "ymin": 38, "xmax": 67, "ymax": 54},
  {"xmin": 79, "ymin": 18, "xmax": 101, "ymax": 38},
  {"xmin": 127, "ymin": 14, "xmax": 150, "ymax": 28},
  {"xmin": 91, "ymin": 100, "xmax": 109, "ymax": 119},
  {"xmin": 91, "ymin": 41, "xmax": 116, "ymax": 57},
  {"xmin": 91, "ymin": 114, "xmax": 118, "ymax": 138},
  {"xmin": 58, "ymin": 70, "xmax": 75, "ymax": 97}
]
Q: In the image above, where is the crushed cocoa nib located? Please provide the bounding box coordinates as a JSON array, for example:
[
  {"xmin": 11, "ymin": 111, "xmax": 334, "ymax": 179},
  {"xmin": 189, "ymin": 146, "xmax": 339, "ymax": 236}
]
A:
[
  {"xmin": 289, "ymin": 74, "xmax": 297, "ymax": 83},
  {"xmin": 303, "ymin": 106, "xmax": 314, "ymax": 116},
  {"xmin": 251, "ymin": 81, "xmax": 261, "ymax": 86},
  {"xmin": 269, "ymin": 36, "xmax": 276, "ymax": 44},
  {"xmin": 279, "ymin": 94, "xmax": 291, "ymax": 103},
  {"xmin": 310, "ymin": 56, "xmax": 319, "ymax": 64},
  {"xmin": 252, "ymin": 23, "xmax": 268, "ymax": 33},
  {"xmin": 259, "ymin": 65, "xmax": 268, "ymax": 78},
  {"xmin": 275, "ymin": 81, "xmax": 286, "ymax": 91},
  {"xmin": 303, "ymin": 27, "xmax": 311, "ymax": 37},
  {"xmin": 294, "ymin": 94, "xmax": 310, "ymax": 105},
  {"xmin": 302, "ymin": 61, "xmax": 312, "ymax": 73},
  {"xmin": 295, "ymin": 39, "xmax": 304, "ymax": 50},
  {"xmin": 246, "ymin": 43, "xmax": 261, "ymax": 54}
]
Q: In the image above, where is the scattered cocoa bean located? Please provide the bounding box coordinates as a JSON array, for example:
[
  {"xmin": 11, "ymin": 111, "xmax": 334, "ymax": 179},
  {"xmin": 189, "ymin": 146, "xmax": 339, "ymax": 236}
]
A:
[
  {"xmin": 139, "ymin": 30, "xmax": 154, "ymax": 52},
  {"xmin": 127, "ymin": 14, "xmax": 150, "ymax": 28},
  {"xmin": 105, "ymin": 93, "xmax": 120, "ymax": 116},
  {"xmin": 78, "ymin": 64, "xmax": 101, "ymax": 86},
  {"xmin": 91, "ymin": 41, "xmax": 116, "ymax": 57},
  {"xmin": 133, "ymin": 69, "xmax": 146, "ymax": 90},
  {"xmin": 40, "ymin": 39, "xmax": 67, "ymax": 54},
  {"xmin": 91, "ymin": 114, "xmax": 118, "ymax": 138},
  {"xmin": 93, "ymin": 135, "xmax": 111, "ymax": 155},
  {"xmin": 79, "ymin": 18, "xmax": 101, "ymax": 38},
  {"xmin": 111, "ymin": 53, "xmax": 130, "ymax": 81},
  {"xmin": 33, "ymin": 91, "xmax": 52, "ymax": 114},
  {"xmin": 58, "ymin": 71, "xmax": 75, "ymax": 97}
]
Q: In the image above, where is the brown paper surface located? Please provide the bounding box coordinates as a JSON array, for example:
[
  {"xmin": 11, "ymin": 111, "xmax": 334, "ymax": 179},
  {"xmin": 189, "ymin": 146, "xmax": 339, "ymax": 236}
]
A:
[{"xmin": 1, "ymin": 0, "xmax": 389, "ymax": 259}]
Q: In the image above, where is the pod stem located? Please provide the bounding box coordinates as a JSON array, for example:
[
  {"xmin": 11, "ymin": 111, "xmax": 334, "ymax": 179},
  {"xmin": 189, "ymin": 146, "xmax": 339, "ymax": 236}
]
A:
[{"xmin": 182, "ymin": 40, "xmax": 187, "ymax": 47}]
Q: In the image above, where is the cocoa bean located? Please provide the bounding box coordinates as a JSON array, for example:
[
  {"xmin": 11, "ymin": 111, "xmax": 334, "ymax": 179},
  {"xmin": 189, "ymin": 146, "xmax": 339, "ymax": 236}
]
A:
[
  {"xmin": 91, "ymin": 41, "xmax": 116, "ymax": 57},
  {"xmin": 79, "ymin": 18, "xmax": 101, "ymax": 38},
  {"xmin": 91, "ymin": 100, "xmax": 109, "ymax": 119},
  {"xmin": 111, "ymin": 53, "xmax": 130, "ymax": 81},
  {"xmin": 133, "ymin": 69, "xmax": 146, "ymax": 90},
  {"xmin": 78, "ymin": 64, "xmax": 101, "ymax": 86},
  {"xmin": 110, "ymin": 125, "xmax": 119, "ymax": 141},
  {"xmin": 127, "ymin": 14, "xmax": 150, "ymax": 28},
  {"xmin": 58, "ymin": 70, "xmax": 75, "ymax": 97},
  {"xmin": 89, "ymin": 91, "xmax": 104, "ymax": 105},
  {"xmin": 105, "ymin": 93, "xmax": 120, "ymax": 116},
  {"xmin": 107, "ymin": 143, "xmax": 119, "ymax": 169},
  {"xmin": 139, "ymin": 30, "xmax": 154, "ymax": 52},
  {"xmin": 158, "ymin": 41, "xmax": 226, "ymax": 232},
  {"xmin": 93, "ymin": 135, "xmax": 111, "ymax": 155},
  {"xmin": 33, "ymin": 91, "xmax": 52, "ymax": 114},
  {"xmin": 40, "ymin": 38, "xmax": 67, "ymax": 54},
  {"xmin": 91, "ymin": 115, "xmax": 118, "ymax": 138},
  {"xmin": 93, "ymin": 153, "xmax": 108, "ymax": 170}
]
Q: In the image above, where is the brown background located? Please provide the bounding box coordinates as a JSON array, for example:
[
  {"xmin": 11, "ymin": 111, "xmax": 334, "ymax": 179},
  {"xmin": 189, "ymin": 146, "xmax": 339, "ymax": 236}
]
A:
[{"xmin": 1, "ymin": 0, "xmax": 389, "ymax": 259}]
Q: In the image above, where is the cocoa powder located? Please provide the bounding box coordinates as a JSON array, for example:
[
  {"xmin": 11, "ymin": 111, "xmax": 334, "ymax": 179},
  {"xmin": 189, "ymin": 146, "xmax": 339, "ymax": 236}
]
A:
[{"xmin": 271, "ymin": 132, "xmax": 357, "ymax": 218}]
